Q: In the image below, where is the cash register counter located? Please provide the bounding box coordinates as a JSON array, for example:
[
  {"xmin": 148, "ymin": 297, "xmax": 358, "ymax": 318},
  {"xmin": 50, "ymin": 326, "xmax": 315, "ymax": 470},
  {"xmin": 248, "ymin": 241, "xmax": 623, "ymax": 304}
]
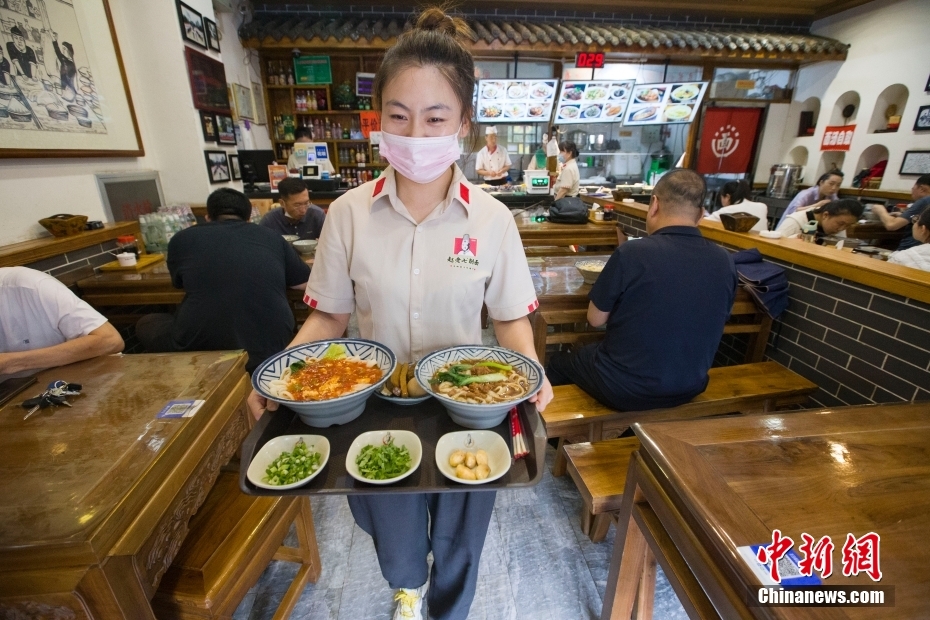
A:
[{"xmin": 583, "ymin": 195, "xmax": 930, "ymax": 407}]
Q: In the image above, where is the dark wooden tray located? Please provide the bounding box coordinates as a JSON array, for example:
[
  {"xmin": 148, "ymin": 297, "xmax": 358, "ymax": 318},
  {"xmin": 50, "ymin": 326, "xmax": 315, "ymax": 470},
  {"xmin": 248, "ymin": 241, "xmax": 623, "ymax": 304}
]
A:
[{"xmin": 239, "ymin": 395, "xmax": 546, "ymax": 496}]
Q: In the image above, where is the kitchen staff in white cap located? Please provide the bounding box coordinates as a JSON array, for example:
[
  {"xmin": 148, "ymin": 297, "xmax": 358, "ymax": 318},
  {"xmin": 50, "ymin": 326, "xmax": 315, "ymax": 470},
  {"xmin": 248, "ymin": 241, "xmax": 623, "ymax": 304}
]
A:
[{"xmin": 474, "ymin": 126, "xmax": 512, "ymax": 186}]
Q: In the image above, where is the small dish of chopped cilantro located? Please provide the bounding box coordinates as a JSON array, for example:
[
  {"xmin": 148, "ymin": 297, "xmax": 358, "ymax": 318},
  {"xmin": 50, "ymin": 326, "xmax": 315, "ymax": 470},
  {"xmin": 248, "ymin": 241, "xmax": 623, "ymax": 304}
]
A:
[
  {"xmin": 346, "ymin": 430, "xmax": 422, "ymax": 485},
  {"xmin": 247, "ymin": 434, "xmax": 331, "ymax": 490}
]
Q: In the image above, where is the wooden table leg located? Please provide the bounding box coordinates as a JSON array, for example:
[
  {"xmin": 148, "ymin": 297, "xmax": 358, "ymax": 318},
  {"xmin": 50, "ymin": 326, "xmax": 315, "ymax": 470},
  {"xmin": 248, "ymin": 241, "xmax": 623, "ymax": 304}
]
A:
[
  {"xmin": 552, "ymin": 436, "xmax": 568, "ymax": 477},
  {"xmin": 635, "ymin": 546, "xmax": 658, "ymax": 620},
  {"xmin": 590, "ymin": 512, "xmax": 613, "ymax": 544},
  {"xmin": 601, "ymin": 510, "xmax": 647, "ymax": 620},
  {"xmin": 271, "ymin": 497, "xmax": 322, "ymax": 620}
]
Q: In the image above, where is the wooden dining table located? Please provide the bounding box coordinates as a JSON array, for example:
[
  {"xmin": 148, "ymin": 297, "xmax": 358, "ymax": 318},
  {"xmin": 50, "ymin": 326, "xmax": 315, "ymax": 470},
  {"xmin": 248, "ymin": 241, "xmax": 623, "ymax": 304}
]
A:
[
  {"xmin": 516, "ymin": 217, "xmax": 619, "ymax": 254},
  {"xmin": 76, "ymin": 255, "xmax": 313, "ymax": 324},
  {"xmin": 603, "ymin": 402, "xmax": 930, "ymax": 619},
  {"xmin": 0, "ymin": 351, "xmax": 254, "ymax": 618}
]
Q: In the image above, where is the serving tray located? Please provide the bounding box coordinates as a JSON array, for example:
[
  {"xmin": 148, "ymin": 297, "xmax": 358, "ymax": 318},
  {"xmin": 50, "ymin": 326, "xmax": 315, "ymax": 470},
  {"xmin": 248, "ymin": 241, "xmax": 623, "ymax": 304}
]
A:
[{"xmin": 239, "ymin": 396, "xmax": 546, "ymax": 496}]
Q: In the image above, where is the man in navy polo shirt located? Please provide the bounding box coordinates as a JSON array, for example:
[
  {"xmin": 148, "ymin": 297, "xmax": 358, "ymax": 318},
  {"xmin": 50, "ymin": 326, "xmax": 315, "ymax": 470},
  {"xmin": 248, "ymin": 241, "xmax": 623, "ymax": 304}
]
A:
[{"xmin": 546, "ymin": 169, "xmax": 737, "ymax": 411}]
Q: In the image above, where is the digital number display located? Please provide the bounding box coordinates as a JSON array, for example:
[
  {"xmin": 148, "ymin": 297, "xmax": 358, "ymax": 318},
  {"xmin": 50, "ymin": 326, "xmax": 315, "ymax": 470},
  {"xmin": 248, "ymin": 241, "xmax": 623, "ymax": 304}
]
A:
[
  {"xmin": 575, "ymin": 52, "xmax": 605, "ymax": 69},
  {"xmin": 531, "ymin": 176, "xmax": 549, "ymax": 187}
]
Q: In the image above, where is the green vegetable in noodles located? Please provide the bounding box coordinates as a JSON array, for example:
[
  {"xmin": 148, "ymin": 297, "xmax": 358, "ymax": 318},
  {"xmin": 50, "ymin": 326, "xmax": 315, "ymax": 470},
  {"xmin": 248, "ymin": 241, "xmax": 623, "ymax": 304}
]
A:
[
  {"xmin": 355, "ymin": 438, "xmax": 412, "ymax": 480},
  {"xmin": 473, "ymin": 361, "xmax": 512, "ymax": 371},
  {"xmin": 436, "ymin": 370, "xmax": 508, "ymax": 387},
  {"xmin": 262, "ymin": 438, "xmax": 322, "ymax": 486},
  {"xmin": 322, "ymin": 343, "xmax": 348, "ymax": 360},
  {"xmin": 290, "ymin": 360, "xmax": 306, "ymax": 373}
]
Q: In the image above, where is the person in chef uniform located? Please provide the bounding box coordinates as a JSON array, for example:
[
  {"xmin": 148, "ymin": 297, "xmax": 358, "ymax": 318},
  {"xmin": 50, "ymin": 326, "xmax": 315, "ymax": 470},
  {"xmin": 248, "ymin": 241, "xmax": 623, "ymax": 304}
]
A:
[{"xmin": 474, "ymin": 125, "xmax": 512, "ymax": 186}]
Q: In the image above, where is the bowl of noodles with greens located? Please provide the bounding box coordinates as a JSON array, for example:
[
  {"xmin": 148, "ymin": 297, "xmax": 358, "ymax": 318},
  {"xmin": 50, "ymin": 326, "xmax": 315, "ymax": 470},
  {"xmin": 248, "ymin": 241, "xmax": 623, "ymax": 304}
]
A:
[
  {"xmin": 415, "ymin": 345, "xmax": 544, "ymax": 429},
  {"xmin": 252, "ymin": 339, "xmax": 396, "ymax": 427}
]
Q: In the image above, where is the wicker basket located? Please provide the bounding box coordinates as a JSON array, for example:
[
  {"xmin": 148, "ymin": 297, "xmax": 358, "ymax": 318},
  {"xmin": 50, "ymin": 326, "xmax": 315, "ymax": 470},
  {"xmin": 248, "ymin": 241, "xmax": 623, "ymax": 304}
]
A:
[
  {"xmin": 39, "ymin": 214, "xmax": 88, "ymax": 237},
  {"xmin": 718, "ymin": 212, "xmax": 760, "ymax": 233}
]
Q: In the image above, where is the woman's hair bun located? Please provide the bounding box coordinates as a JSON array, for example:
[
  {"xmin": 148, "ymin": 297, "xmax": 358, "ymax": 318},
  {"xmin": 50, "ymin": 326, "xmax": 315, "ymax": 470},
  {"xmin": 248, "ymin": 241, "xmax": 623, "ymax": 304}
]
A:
[{"xmin": 415, "ymin": 7, "xmax": 473, "ymax": 40}]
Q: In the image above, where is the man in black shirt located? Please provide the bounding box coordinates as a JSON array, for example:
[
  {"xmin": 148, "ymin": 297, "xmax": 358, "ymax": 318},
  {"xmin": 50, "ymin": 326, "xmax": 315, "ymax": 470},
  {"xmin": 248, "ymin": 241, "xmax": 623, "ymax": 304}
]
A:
[
  {"xmin": 546, "ymin": 169, "xmax": 737, "ymax": 411},
  {"xmin": 259, "ymin": 177, "xmax": 326, "ymax": 240},
  {"xmin": 136, "ymin": 188, "xmax": 310, "ymax": 372},
  {"xmin": 6, "ymin": 27, "xmax": 37, "ymax": 79}
]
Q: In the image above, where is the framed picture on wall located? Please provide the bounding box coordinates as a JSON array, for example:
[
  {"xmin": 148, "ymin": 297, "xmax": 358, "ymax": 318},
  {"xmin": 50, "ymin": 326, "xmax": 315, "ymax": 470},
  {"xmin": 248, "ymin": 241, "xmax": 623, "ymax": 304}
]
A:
[
  {"xmin": 914, "ymin": 105, "xmax": 930, "ymax": 131},
  {"xmin": 204, "ymin": 17, "xmax": 221, "ymax": 52},
  {"xmin": 205, "ymin": 150, "xmax": 230, "ymax": 183},
  {"xmin": 177, "ymin": 1, "xmax": 207, "ymax": 49},
  {"xmin": 229, "ymin": 154, "xmax": 241, "ymax": 180},
  {"xmin": 200, "ymin": 111, "xmax": 217, "ymax": 142},
  {"xmin": 251, "ymin": 81, "xmax": 267, "ymax": 124},
  {"xmin": 0, "ymin": 0, "xmax": 144, "ymax": 158},
  {"xmin": 184, "ymin": 47, "xmax": 231, "ymax": 114},
  {"xmin": 216, "ymin": 114, "xmax": 236, "ymax": 145},
  {"xmin": 233, "ymin": 84, "xmax": 254, "ymax": 120},
  {"xmin": 900, "ymin": 150, "xmax": 930, "ymax": 176}
]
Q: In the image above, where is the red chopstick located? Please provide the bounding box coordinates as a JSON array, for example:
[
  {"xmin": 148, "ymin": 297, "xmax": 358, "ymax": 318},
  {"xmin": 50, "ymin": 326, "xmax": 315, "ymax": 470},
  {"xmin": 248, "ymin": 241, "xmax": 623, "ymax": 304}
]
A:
[{"xmin": 509, "ymin": 407, "xmax": 529, "ymax": 459}]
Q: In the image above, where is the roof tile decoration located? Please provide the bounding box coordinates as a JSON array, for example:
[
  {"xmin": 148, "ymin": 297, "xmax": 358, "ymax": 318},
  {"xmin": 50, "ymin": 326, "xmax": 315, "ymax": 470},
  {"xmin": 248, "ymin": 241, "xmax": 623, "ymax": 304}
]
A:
[{"xmin": 239, "ymin": 14, "xmax": 849, "ymax": 60}]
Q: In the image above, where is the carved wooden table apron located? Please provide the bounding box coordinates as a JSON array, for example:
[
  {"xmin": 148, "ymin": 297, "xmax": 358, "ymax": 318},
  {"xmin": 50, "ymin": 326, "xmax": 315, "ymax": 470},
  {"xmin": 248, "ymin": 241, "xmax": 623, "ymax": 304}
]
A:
[
  {"xmin": 516, "ymin": 219, "xmax": 619, "ymax": 249},
  {"xmin": 602, "ymin": 403, "xmax": 930, "ymax": 620},
  {"xmin": 0, "ymin": 351, "xmax": 252, "ymax": 619}
]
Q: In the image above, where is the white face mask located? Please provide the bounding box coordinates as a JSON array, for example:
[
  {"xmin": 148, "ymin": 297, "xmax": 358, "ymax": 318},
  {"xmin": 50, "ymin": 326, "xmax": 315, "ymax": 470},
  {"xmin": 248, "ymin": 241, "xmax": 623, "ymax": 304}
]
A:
[{"xmin": 379, "ymin": 126, "xmax": 462, "ymax": 184}]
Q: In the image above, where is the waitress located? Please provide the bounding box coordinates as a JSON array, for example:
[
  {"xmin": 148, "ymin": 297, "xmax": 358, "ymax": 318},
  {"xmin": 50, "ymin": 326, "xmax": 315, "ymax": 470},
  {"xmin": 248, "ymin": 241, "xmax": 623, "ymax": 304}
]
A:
[
  {"xmin": 248, "ymin": 8, "xmax": 552, "ymax": 620},
  {"xmin": 776, "ymin": 170, "xmax": 843, "ymax": 228},
  {"xmin": 474, "ymin": 125, "xmax": 512, "ymax": 185},
  {"xmin": 553, "ymin": 141, "xmax": 580, "ymax": 200}
]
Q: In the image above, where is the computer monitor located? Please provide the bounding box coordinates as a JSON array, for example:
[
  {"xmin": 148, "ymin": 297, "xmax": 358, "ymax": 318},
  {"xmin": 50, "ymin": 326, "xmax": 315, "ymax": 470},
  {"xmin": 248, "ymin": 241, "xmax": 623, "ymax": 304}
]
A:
[{"xmin": 237, "ymin": 150, "xmax": 277, "ymax": 189}]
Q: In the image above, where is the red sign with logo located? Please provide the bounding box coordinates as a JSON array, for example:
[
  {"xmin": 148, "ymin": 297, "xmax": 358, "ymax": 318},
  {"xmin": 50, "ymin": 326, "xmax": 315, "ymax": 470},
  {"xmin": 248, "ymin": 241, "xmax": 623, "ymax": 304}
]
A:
[
  {"xmin": 821, "ymin": 125, "xmax": 855, "ymax": 151},
  {"xmin": 695, "ymin": 107, "xmax": 764, "ymax": 175}
]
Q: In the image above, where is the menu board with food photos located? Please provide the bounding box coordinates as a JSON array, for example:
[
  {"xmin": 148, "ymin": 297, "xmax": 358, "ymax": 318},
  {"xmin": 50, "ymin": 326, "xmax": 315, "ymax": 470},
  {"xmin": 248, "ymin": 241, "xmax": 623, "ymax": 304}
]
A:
[
  {"xmin": 623, "ymin": 82, "xmax": 708, "ymax": 126},
  {"xmin": 554, "ymin": 80, "xmax": 634, "ymax": 124},
  {"xmin": 476, "ymin": 79, "xmax": 557, "ymax": 123}
]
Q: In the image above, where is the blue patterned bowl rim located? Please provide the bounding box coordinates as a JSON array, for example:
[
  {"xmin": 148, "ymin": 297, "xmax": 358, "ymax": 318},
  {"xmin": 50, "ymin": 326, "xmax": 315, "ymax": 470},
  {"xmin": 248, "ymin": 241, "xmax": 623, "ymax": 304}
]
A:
[
  {"xmin": 414, "ymin": 345, "xmax": 544, "ymax": 408},
  {"xmin": 252, "ymin": 338, "xmax": 397, "ymax": 406}
]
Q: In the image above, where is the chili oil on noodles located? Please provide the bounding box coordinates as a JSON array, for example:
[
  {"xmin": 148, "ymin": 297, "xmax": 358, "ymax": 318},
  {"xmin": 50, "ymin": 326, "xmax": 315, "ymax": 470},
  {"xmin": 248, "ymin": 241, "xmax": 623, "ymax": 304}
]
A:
[
  {"xmin": 269, "ymin": 357, "xmax": 383, "ymax": 401},
  {"xmin": 429, "ymin": 358, "xmax": 530, "ymax": 404}
]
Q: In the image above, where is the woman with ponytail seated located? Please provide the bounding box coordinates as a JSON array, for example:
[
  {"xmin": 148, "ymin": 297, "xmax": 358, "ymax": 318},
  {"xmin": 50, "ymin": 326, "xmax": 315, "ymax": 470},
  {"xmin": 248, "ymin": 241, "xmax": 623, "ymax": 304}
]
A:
[
  {"xmin": 775, "ymin": 198, "xmax": 864, "ymax": 241},
  {"xmin": 704, "ymin": 179, "xmax": 770, "ymax": 232}
]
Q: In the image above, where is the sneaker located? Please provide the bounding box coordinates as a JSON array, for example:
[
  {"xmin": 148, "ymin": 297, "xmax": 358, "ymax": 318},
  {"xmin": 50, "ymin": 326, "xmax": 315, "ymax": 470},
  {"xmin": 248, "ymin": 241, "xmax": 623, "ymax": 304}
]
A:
[{"xmin": 393, "ymin": 582, "xmax": 428, "ymax": 620}]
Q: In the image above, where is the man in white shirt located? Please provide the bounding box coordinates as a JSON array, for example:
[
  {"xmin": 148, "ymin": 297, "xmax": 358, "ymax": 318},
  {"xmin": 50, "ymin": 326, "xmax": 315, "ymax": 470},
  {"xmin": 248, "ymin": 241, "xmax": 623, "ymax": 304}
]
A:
[
  {"xmin": 474, "ymin": 126, "xmax": 511, "ymax": 186},
  {"xmin": 0, "ymin": 267, "xmax": 124, "ymax": 381}
]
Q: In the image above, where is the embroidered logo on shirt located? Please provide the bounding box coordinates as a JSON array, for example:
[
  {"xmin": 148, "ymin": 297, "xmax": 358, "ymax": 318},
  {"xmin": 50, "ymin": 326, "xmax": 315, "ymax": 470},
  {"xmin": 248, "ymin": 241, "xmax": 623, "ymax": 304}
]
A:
[{"xmin": 454, "ymin": 235, "xmax": 477, "ymax": 256}]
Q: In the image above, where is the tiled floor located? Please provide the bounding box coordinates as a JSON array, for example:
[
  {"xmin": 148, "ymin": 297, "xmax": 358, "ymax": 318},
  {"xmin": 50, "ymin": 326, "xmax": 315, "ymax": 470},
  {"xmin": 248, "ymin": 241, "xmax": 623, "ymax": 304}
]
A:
[{"xmin": 232, "ymin": 447, "xmax": 688, "ymax": 620}]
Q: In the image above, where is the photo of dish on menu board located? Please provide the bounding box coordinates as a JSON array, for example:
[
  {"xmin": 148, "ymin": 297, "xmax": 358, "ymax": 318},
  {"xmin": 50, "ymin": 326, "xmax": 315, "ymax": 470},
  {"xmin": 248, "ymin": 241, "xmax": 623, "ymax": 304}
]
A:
[
  {"xmin": 555, "ymin": 80, "xmax": 634, "ymax": 124},
  {"xmin": 477, "ymin": 79, "xmax": 557, "ymax": 123},
  {"xmin": 623, "ymin": 81, "xmax": 708, "ymax": 126}
]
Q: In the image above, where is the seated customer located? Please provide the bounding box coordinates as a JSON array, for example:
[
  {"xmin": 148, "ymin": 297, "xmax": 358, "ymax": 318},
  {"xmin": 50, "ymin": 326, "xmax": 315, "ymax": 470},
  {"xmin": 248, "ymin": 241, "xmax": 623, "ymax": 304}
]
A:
[
  {"xmin": 888, "ymin": 208, "xmax": 930, "ymax": 271},
  {"xmin": 704, "ymin": 180, "xmax": 769, "ymax": 232},
  {"xmin": 1, "ymin": 266, "xmax": 124, "ymax": 381},
  {"xmin": 775, "ymin": 199, "xmax": 864, "ymax": 240},
  {"xmin": 546, "ymin": 169, "xmax": 737, "ymax": 411},
  {"xmin": 260, "ymin": 177, "xmax": 326, "ymax": 240},
  {"xmin": 869, "ymin": 175, "xmax": 930, "ymax": 250},
  {"xmin": 136, "ymin": 189, "xmax": 310, "ymax": 372},
  {"xmin": 775, "ymin": 170, "xmax": 843, "ymax": 228}
]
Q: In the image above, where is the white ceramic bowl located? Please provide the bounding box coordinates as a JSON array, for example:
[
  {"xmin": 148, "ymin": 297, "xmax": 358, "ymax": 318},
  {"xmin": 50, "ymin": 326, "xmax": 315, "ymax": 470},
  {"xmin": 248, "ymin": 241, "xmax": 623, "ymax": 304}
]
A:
[
  {"xmin": 575, "ymin": 259, "xmax": 606, "ymax": 285},
  {"xmin": 435, "ymin": 430, "xmax": 511, "ymax": 485},
  {"xmin": 293, "ymin": 239, "xmax": 318, "ymax": 255},
  {"xmin": 415, "ymin": 346, "xmax": 544, "ymax": 429},
  {"xmin": 345, "ymin": 430, "xmax": 422, "ymax": 485},
  {"xmin": 252, "ymin": 339, "xmax": 396, "ymax": 427},
  {"xmin": 246, "ymin": 434, "xmax": 330, "ymax": 490},
  {"xmin": 282, "ymin": 234, "xmax": 299, "ymax": 243}
]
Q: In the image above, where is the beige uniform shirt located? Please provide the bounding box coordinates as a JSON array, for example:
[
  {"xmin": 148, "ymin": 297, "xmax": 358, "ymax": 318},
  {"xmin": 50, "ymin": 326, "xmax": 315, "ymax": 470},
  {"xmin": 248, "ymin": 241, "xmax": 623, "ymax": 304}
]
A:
[
  {"xmin": 304, "ymin": 165, "xmax": 538, "ymax": 363},
  {"xmin": 556, "ymin": 158, "xmax": 580, "ymax": 197},
  {"xmin": 475, "ymin": 145, "xmax": 512, "ymax": 181}
]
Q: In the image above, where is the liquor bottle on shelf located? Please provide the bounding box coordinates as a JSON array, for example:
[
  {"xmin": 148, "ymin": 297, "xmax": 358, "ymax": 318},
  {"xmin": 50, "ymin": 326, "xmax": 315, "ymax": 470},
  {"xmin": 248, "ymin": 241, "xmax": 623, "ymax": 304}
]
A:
[
  {"xmin": 278, "ymin": 62, "xmax": 286, "ymax": 85},
  {"xmin": 343, "ymin": 123, "xmax": 350, "ymax": 139},
  {"xmin": 324, "ymin": 118, "xmax": 332, "ymax": 140},
  {"xmin": 267, "ymin": 60, "xmax": 277, "ymax": 85},
  {"xmin": 310, "ymin": 93, "xmax": 317, "ymax": 111},
  {"xmin": 287, "ymin": 65, "xmax": 295, "ymax": 85}
]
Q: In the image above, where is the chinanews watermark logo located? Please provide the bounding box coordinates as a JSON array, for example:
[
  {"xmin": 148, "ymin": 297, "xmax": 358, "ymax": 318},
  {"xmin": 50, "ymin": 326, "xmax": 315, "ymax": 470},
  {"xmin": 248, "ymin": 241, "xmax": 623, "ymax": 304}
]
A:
[{"xmin": 741, "ymin": 530, "xmax": 895, "ymax": 608}]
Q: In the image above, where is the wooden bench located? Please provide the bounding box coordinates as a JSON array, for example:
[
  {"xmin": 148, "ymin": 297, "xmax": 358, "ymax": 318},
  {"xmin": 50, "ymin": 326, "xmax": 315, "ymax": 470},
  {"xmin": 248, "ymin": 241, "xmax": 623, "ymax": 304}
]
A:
[
  {"xmin": 153, "ymin": 470, "xmax": 321, "ymax": 619},
  {"xmin": 533, "ymin": 287, "xmax": 773, "ymax": 365},
  {"xmin": 544, "ymin": 361, "xmax": 817, "ymax": 477}
]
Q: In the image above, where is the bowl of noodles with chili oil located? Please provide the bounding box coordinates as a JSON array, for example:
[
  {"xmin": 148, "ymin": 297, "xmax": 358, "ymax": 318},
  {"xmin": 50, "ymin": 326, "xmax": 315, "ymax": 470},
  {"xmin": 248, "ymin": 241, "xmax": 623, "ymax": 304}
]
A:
[
  {"xmin": 415, "ymin": 345, "xmax": 544, "ymax": 429},
  {"xmin": 252, "ymin": 339, "xmax": 396, "ymax": 427}
]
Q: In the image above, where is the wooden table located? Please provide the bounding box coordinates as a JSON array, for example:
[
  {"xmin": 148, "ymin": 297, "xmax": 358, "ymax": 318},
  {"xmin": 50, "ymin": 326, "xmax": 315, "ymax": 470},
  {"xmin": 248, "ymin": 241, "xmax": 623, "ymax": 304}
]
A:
[
  {"xmin": 76, "ymin": 257, "xmax": 313, "ymax": 324},
  {"xmin": 0, "ymin": 351, "xmax": 254, "ymax": 619},
  {"xmin": 516, "ymin": 218, "xmax": 618, "ymax": 254},
  {"xmin": 529, "ymin": 254, "xmax": 611, "ymax": 311},
  {"xmin": 603, "ymin": 403, "xmax": 930, "ymax": 619}
]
